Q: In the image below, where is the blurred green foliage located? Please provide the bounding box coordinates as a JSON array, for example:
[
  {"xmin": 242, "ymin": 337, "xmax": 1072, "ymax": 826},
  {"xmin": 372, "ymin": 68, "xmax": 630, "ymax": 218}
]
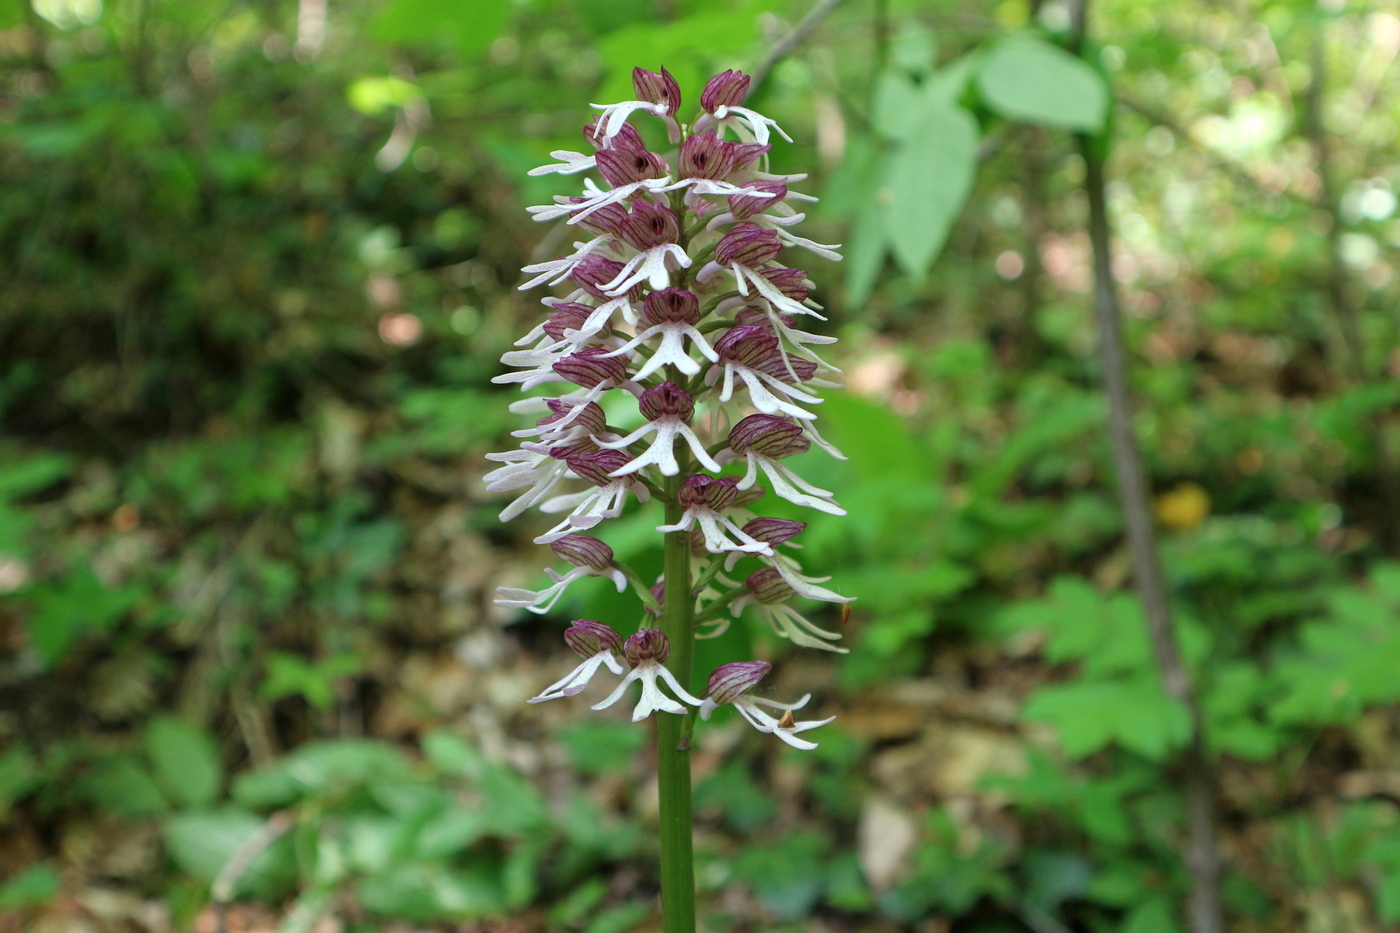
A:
[{"xmin": 3, "ymin": 0, "xmax": 1400, "ymax": 931}]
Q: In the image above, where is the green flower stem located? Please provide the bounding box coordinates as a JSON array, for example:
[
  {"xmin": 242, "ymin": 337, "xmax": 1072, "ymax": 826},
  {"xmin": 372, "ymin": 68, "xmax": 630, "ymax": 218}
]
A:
[{"xmin": 657, "ymin": 471, "xmax": 697, "ymax": 933}]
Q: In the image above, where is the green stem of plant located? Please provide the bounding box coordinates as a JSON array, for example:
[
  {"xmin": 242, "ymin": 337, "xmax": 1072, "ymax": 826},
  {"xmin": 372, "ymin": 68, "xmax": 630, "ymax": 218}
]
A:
[{"xmin": 657, "ymin": 472, "xmax": 696, "ymax": 933}]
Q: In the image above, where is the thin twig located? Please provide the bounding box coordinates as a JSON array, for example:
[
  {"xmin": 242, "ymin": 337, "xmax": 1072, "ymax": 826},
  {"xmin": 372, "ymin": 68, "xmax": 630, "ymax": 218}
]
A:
[
  {"xmin": 749, "ymin": 0, "xmax": 849, "ymax": 93},
  {"xmin": 1067, "ymin": 3, "xmax": 1226, "ymax": 933}
]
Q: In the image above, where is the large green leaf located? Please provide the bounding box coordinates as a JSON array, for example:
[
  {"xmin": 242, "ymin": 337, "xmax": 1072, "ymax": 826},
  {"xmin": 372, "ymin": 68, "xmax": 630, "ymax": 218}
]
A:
[
  {"xmin": 146, "ymin": 717, "xmax": 223, "ymax": 809},
  {"xmin": 976, "ymin": 34, "xmax": 1108, "ymax": 132},
  {"xmin": 880, "ymin": 100, "xmax": 979, "ymax": 278},
  {"xmin": 1023, "ymin": 677, "xmax": 1192, "ymax": 760},
  {"xmin": 163, "ymin": 810, "xmax": 298, "ymax": 900},
  {"xmin": 369, "ymin": 0, "xmax": 511, "ymax": 57}
]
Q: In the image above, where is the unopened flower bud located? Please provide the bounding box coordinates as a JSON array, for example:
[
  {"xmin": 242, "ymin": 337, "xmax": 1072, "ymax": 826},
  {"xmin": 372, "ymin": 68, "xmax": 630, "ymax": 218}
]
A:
[
  {"xmin": 553, "ymin": 347, "xmax": 628, "ymax": 387},
  {"xmin": 551, "ymin": 535, "xmax": 614, "ymax": 572},
  {"xmin": 680, "ymin": 132, "xmax": 737, "ymax": 180},
  {"xmin": 728, "ymin": 414, "xmax": 810, "ymax": 459},
  {"xmin": 573, "ymin": 200, "xmax": 629, "ymax": 238},
  {"xmin": 758, "ymin": 266, "xmax": 810, "ymax": 302},
  {"xmin": 745, "ymin": 567, "xmax": 796, "ymax": 605},
  {"xmin": 715, "ymin": 223, "xmax": 782, "ymax": 267},
  {"xmin": 647, "ymin": 580, "xmax": 666, "ymax": 616},
  {"xmin": 543, "ymin": 302, "xmax": 609, "ymax": 340},
  {"xmin": 618, "ymin": 200, "xmax": 680, "ymax": 251},
  {"xmin": 701, "ymin": 69, "xmax": 750, "ymax": 112},
  {"xmin": 730, "ymin": 141, "xmax": 770, "ymax": 170},
  {"xmin": 572, "ymin": 255, "xmax": 636, "ymax": 301},
  {"xmin": 568, "ymin": 450, "xmax": 634, "ymax": 486},
  {"xmin": 715, "ymin": 325, "xmax": 780, "ymax": 368},
  {"xmin": 706, "ymin": 661, "xmax": 772, "ymax": 705},
  {"xmin": 564, "ymin": 619, "xmax": 624, "ymax": 659},
  {"xmin": 640, "ymin": 287, "xmax": 701, "ymax": 327},
  {"xmin": 624, "ymin": 628, "xmax": 670, "ymax": 666},
  {"xmin": 632, "ymin": 66, "xmax": 682, "ymax": 112},
  {"xmin": 741, "ymin": 517, "xmax": 806, "ymax": 547},
  {"xmin": 639, "ymin": 381, "xmax": 694, "ymax": 422},
  {"xmin": 584, "ymin": 119, "xmax": 646, "ymax": 152},
  {"xmin": 677, "ymin": 474, "xmax": 739, "ymax": 512},
  {"xmin": 728, "ymin": 182, "xmax": 786, "ymax": 220},
  {"xmin": 596, "ymin": 146, "xmax": 668, "ymax": 187}
]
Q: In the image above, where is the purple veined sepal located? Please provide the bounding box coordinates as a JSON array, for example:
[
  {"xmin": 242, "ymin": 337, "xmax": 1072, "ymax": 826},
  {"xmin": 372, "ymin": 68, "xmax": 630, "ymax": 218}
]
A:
[
  {"xmin": 590, "ymin": 629, "xmax": 705, "ymax": 721},
  {"xmin": 532, "ymin": 449, "xmax": 653, "ymax": 543},
  {"xmin": 495, "ymin": 534, "xmax": 628, "ymax": 615},
  {"xmin": 527, "ymin": 620, "xmax": 627, "ymax": 704},
  {"xmin": 731, "ymin": 567, "xmax": 848, "ymax": 653},
  {"xmin": 704, "ymin": 326, "xmax": 824, "ymax": 422},
  {"xmin": 697, "ymin": 660, "xmax": 835, "ymax": 750},
  {"xmin": 720, "ymin": 414, "xmax": 845, "ymax": 516},
  {"xmin": 656, "ymin": 475, "xmax": 774, "ymax": 556},
  {"xmin": 692, "ymin": 70, "xmax": 793, "ymax": 147}
]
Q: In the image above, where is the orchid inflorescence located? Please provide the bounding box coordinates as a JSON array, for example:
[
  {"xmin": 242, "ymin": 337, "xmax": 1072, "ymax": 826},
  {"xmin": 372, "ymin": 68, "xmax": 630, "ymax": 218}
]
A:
[{"xmin": 487, "ymin": 67, "xmax": 850, "ymax": 750}]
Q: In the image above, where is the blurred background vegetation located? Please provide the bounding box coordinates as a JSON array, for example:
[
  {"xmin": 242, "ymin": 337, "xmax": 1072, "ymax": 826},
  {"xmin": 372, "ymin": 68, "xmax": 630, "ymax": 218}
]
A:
[{"xmin": 3, "ymin": 0, "xmax": 1400, "ymax": 930}]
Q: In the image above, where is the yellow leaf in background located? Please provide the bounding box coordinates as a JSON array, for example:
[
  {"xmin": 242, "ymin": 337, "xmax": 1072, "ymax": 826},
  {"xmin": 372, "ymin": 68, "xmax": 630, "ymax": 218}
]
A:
[{"xmin": 1155, "ymin": 483, "xmax": 1210, "ymax": 530}]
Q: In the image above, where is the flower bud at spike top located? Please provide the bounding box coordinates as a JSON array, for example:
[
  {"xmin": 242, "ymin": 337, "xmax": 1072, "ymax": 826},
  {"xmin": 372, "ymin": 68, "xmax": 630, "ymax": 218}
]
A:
[
  {"xmin": 639, "ymin": 382, "xmax": 694, "ymax": 422},
  {"xmin": 632, "ymin": 66, "xmax": 681, "ymax": 112},
  {"xmin": 707, "ymin": 661, "xmax": 772, "ymax": 705},
  {"xmin": 640, "ymin": 287, "xmax": 701, "ymax": 326},
  {"xmin": 595, "ymin": 146, "xmax": 668, "ymax": 187},
  {"xmin": 715, "ymin": 325, "xmax": 780, "ymax": 367},
  {"xmin": 680, "ymin": 132, "xmax": 737, "ymax": 180},
  {"xmin": 553, "ymin": 347, "xmax": 628, "ymax": 388},
  {"xmin": 624, "ymin": 628, "xmax": 670, "ymax": 666},
  {"xmin": 729, "ymin": 182, "xmax": 787, "ymax": 220},
  {"xmin": 551, "ymin": 535, "xmax": 615, "ymax": 573},
  {"xmin": 701, "ymin": 69, "xmax": 750, "ymax": 111},
  {"xmin": 746, "ymin": 567, "xmax": 796, "ymax": 605},
  {"xmin": 567, "ymin": 449, "xmax": 634, "ymax": 486},
  {"xmin": 716, "ymin": 223, "xmax": 782, "ymax": 267},
  {"xmin": 564, "ymin": 620, "xmax": 625, "ymax": 659},
  {"xmin": 583, "ymin": 118, "xmax": 646, "ymax": 152},
  {"xmin": 618, "ymin": 200, "xmax": 680, "ymax": 251},
  {"xmin": 543, "ymin": 303, "xmax": 609, "ymax": 340},
  {"xmin": 729, "ymin": 414, "xmax": 810, "ymax": 459},
  {"xmin": 678, "ymin": 474, "xmax": 739, "ymax": 512},
  {"xmin": 742, "ymin": 517, "xmax": 806, "ymax": 547}
]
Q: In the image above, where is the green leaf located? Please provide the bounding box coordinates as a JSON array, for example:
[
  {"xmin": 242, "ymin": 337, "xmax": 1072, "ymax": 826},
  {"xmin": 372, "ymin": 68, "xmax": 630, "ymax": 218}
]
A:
[
  {"xmin": 1024, "ymin": 677, "xmax": 1192, "ymax": 760},
  {"xmin": 880, "ymin": 99, "xmax": 979, "ymax": 278},
  {"xmin": 0, "ymin": 746, "xmax": 40, "ymax": 818},
  {"xmin": 1122, "ymin": 896, "xmax": 1184, "ymax": 933},
  {"xmin": 0, "ymin": 864, "xmax": 59, "ymax": 910},
  {"xmin": 557, "ymin": 722, "xmax": 647, "ymax": 777},
  {"xmin": 232, "ymin": 739, "xmax": 415, "ymax": 809},
  {"xmin": 24, "ymin": 570, "xmax": 141, "ymax": 668},
  {"xmin": 976, "ymin": 34, "xmax": 1108, "ymax": 131},
  {"xmin": 369, "ymin": 0, "xmax": 512, "ymax": 57},
  {"xmin": 347, "ymin": 77, "xmax": 420, "ymax": 117},
  {"xmin": 163, "ymin": 810, "xmax": 298, "ymax": 900},
  {"xmin": 146, "ymin": 717, "xmax": 223, "ymax": 809},
  {"xmin": 77, "ymin": 757, "xmax": 169, "ymax": 817}
]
